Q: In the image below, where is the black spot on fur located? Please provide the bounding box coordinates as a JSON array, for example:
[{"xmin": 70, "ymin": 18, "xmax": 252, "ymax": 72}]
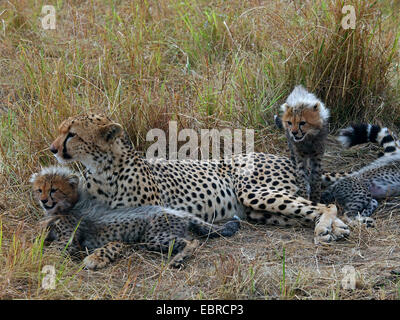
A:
[
  {"xmin": 381, "ymin": 134, "xmax": 394, "ymax": 146},
  {"xmin": 384, "ymin": 146, "xmax": 396, "ymax": 153}
]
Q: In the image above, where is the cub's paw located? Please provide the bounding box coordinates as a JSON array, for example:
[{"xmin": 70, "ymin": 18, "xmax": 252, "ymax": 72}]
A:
[
  {"xmin": 364, "ymin": 217, "xmax": 375, "ymax": 228},
  {"xmin": 169, "ymin": 260, "xmax": 185, "ymax": 269},
  {"xmin": 169, "ymin": 239, "xmax": 199, "ymax": 269},
  {"xmin": 356, "ymin": 215, "xmax": 376, "ymax": 228},
  {"xmin": 83, "ymin": 251, "xmax": 110, "ymax": 270},
  {"xmin": 344, "ymin": 214, "xmax": 376, "ymax": 228}
]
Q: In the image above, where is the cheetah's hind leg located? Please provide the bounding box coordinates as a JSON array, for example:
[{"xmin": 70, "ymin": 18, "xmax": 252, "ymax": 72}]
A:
[
  {"xmin": 361, "ymin": 199, "xmax": 379, "ymax": 217},
  {"xmin": 341, "ymin": 199, "xmax": 377, "ymax": 228},
  {"xmin": 343, "ymin": 198, "xmax": 378, "ymax": 228}
]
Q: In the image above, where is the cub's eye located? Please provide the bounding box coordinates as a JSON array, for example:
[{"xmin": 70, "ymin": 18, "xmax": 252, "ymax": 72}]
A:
[
  {"xmin": 50, "ymin": 188, "xmax": 57, "ymax": 193},
  {"xmin": 287, "ymin": 121, "xmax": 292, "ymax": 126},
  {"xmin": 299, "ymin": 121, "xmax": 306, "ymax": 126},
  {"xmin": 37, "ymin": 189, "xmax": 42, "ymax": 193}
]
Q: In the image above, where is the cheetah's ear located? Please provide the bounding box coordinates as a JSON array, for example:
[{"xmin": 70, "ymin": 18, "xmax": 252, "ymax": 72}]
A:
[{"xmin": 98, "ymin": 123, "xmax": 123, "ymax": 142}]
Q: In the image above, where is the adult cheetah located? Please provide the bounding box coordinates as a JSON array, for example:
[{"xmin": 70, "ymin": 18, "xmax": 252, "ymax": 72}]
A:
[{"xmin": 49, "ymin": 114, "xmax": 350, "ymax": 244}]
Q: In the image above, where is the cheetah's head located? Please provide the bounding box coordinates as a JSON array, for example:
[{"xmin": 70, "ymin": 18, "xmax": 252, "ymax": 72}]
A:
[
  {"xmin": 281, "ymin": 85, "xmax": 329, "ymax": 142},
  {"xmin": 30, "ymin": 166, "xmax": 80, "ymax": 216},
  {"xmin": 50, "ymin": 114, "xmax": 124, "ymax": 170}
]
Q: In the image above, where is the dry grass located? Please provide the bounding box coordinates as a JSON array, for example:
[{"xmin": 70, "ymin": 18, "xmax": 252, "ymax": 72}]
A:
[
  {"xmin": 3, "ymin": 140, "xmax": 400, "ymax": 300},
  {"xmin": 0, "ymin": 0, "xmax": 400, "ymax": 300}
]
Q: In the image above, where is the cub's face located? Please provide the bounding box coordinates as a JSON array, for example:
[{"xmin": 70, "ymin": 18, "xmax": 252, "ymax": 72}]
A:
[
  {"xmin": 281, "ymin": 104, "xmax": 324, "ymax": 142},
  {"xmin": 49, "ymin": 114, "xmax": 123, "ymax": 167},
  {"xmin": 31, "ymin": 173, "xmax": 79, "ymax": 215}
]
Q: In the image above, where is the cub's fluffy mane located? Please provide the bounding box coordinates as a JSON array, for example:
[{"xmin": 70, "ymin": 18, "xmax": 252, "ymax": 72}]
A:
[
  {"xmin": 31, "ymin": 165, "xmax": 100, "ymax": 220},
  {"xmin": 280, "ymin": 85, "xmax": 330, "ymax": 121},
  {"xmin": 30, "ymin": 166, "xmax": 80, "ymax": 186}
]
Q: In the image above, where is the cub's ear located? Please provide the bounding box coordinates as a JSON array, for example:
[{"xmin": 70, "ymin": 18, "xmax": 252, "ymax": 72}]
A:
[
  {"xmin": 98, "ymin": 123, "xmax": 123, "ymax": 142},
  {"xmin": 67, "ymin": 174, "xmax": 80, "ymax": 188},
  {"xmin": 280, "ymin": 103, "xmax": 289, "ymax": 113},
  {"xmin": 30, "ymin": 173, "xmax": 38, "ymax": 184},
  {"xmin": 313, "ymin": 101, "xmax": 330, "ymax": 121}
]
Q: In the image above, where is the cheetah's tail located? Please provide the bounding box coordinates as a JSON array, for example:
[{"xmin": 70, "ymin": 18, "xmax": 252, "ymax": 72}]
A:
[
  {"xmin": 337, "ymin": 123, "xmax": 400, "ymax": 158},
  {"xmin": 189, "ymin": 215, "xmax": 240, "ymax": 239}
]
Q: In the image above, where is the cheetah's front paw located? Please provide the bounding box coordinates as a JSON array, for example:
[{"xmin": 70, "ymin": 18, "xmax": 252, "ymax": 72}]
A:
[
  {"xmin": 332, "ymin": 218, "xmax": 350, "ymax": 239},
  {"xmin": 314, "ymin": 204, "xmax": 338, "ymax": 244},
  {"xmin": 314, "ymin": 224, "xmax": 334, "ymax": 244}
]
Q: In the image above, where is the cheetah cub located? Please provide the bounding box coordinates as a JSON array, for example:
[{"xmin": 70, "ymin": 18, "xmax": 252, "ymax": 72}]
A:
[
  {"xmin": 277, "ymin": 85, "xmax": 330, "ymax": 202},
  {"xmin": 322, "ymin": 123, "xmax": 400, "ymax": 227},
  {"xmin": 31, "ymin": 166, "xmax": 240, "ymax": 270}
]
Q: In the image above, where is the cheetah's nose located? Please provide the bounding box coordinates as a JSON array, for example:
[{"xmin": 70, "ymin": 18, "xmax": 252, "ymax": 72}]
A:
[{"xmin": 49, "ymin": 144, "xmax": 58, "ymax": 154}]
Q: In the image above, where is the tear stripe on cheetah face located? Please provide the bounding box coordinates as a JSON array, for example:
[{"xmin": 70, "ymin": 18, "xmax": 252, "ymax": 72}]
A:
[{"xmin": 50, "ymin": 114, "xmax": 349, "ymax": 244}]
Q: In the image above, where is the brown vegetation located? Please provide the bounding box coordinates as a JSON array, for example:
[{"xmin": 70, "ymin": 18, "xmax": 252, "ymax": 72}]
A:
[{"xmin": 0, "ymin": 0, "xmax": 399, "ymax": 299}]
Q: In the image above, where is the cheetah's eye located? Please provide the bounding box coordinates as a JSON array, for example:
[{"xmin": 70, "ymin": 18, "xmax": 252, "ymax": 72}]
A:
[
  {"xmin": 37, "ymin": 189, "xmax": 42, "ymax": 193},
  {"xmin": 50, "ymin": 188, "xmax": 57, "ymax": 193},
  {"xmin": 299, "ymin": 121, "xmax": 306, "ymax": 126},
  {"xmin": 287, "ymin": 121, "xmax": 292, "ymax": 126},
  {"xmin": 66, "ymin": 132, "xmax": 76, "ymax": 140}
]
